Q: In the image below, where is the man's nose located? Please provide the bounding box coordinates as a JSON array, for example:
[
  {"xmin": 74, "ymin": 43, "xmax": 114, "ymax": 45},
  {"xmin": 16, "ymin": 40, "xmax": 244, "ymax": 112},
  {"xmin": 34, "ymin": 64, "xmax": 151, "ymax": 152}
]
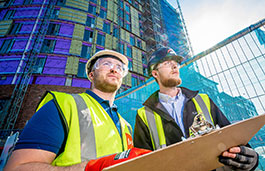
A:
[
  {"xmin": 172, "ymin": 64, "xmax": 178, "ymax": 69},
  {"xmin": 110, "ymin": 67, "xmax": 118, "ymax": 73}
]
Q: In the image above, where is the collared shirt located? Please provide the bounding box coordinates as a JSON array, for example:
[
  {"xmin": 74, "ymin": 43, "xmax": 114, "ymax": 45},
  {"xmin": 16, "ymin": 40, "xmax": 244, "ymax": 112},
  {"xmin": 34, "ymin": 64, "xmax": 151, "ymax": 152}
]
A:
[
  {"xmin": 159, "ymin": 89, "xmax": 187, "ymax": 137},
  {"xmin": 86, "ymin": 89, "xmax": 121, "ymax": 137}
]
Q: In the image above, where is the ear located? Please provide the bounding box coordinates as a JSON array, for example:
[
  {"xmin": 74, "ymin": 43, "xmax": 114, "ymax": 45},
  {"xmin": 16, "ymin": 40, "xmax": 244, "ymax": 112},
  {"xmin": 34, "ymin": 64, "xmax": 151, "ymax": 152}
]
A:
[
  {"xmin": 88, "ymin": 72, "xmax": 94, "ymax": 81},
  {"xmin": 152, "ymin": 70, "xmax": 158, "ymax": 79}
]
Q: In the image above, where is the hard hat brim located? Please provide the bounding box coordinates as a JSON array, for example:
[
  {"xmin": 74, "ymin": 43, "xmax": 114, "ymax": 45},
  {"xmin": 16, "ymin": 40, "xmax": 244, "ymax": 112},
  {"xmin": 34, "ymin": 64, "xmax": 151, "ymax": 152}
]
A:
[{"xmin": 86, "ymin": 49, "xmax": 128, "ymax": 81}]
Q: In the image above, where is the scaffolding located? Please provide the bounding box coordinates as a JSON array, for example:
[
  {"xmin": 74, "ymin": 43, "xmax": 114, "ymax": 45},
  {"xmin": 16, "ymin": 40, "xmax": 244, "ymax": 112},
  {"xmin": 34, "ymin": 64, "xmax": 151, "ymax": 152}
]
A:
[
  {"xmin": 115, "ymin": 18, "xmax": 265, "ymax": 169},
  {"xmin": 0, "ymin": 0, "xmax": 57, "ymax": 130}
]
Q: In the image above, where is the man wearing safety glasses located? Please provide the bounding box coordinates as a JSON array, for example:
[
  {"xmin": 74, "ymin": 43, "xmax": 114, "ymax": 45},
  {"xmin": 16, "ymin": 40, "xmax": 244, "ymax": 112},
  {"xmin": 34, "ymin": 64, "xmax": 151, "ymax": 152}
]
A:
[
  {"xmin": 5, "ymin": 50, "xmax": 150, "ymax": 171},
  {"xmin": 133, "ymin": 47, "xmax": 259, "ymax": 171}
]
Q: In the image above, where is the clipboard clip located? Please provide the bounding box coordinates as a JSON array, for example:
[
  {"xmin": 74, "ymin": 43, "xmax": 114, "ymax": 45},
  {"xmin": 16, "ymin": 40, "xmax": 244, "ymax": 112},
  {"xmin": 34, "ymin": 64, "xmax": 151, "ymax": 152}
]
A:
[{"xmin": 189, "ymin": 113, "xmax": 220, "ymax": 138}]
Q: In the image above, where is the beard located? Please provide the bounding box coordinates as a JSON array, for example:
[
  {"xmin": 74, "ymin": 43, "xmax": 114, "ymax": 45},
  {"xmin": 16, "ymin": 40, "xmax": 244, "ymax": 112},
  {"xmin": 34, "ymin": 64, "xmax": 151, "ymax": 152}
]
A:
[
  {"xmin": 93, "ymin": 71, "xmax": 120, "ymax": 93},
  {"xmin": 160, "ymin": 76, "xmax": 182, "ymax": 88}
]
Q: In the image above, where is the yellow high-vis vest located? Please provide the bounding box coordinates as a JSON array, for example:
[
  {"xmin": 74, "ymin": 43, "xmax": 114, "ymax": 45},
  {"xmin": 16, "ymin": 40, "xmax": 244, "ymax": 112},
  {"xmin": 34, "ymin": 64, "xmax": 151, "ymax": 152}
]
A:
[
  {"xmin": 36, "ymin": 91, "xmax": 133, "ymax": 166},
  {"xmin": 137, "ymin": 93, "xmax": 213, "ymax": 150}
]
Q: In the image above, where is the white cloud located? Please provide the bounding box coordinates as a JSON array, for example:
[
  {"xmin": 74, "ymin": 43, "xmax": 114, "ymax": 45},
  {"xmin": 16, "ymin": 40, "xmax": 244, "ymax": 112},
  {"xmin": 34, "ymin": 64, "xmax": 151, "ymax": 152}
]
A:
[{"xmin": 168, "ymin": 0, "xmax": 265, "ymax": 54}]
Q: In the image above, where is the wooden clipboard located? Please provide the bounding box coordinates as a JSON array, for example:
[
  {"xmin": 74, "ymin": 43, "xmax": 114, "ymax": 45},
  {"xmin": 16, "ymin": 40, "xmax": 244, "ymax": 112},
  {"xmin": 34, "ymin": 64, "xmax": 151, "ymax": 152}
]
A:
[{"xmin": 104, "ymin": 114, "xmax": 265, "ymax": 171}]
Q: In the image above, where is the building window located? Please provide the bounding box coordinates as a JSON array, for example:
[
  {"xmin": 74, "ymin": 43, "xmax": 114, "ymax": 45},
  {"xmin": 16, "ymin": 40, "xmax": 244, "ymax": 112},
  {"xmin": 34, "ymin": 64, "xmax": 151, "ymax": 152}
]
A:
[
  {"xmin": 139, "ymin": 78, "xmax": 145, "ymax": 85},
  {"xmin": 90, "ymin": 0, "xmax": 97, "ymax": 3},
  {"xmin": 81, "ymin": 45, "xmax": 91, "ymax": 59},
  {"xmin": 84, "ymin": 29, "xmax": 93, "ymax": 42},
  {"xmin": 0, "ymin": 99, "xmax": 9, "ymax": 117},
  {"xmin": 77, "ymin": 62, "xmax": 87, "ymax": 78},
  {"xmin": 143, "ymin": 67, "xmax": 148, "ymax": 76},
  {"xmin": 138, "ymin": 13, "xmax": 142, "ymax": 21},
  {"xmin": 0, "ymin": 39, "xmax": 14, "ymax": 54},
  {"xmin": 134, "ymin": 1, "xmax": 139, "ymax": 9},
  {"xmin": 3, "ymin": 10, "xmax": 15, "ymax": 20},
  {"xmin": 33, "ymin": 58, "xmax": 46, "ymax": 73},
  {"xmin": 99, "ymin": 8, "xmax": 107, "ymax": 19},
  {"xmin": 125, "ymin": 23, "xmax": 131, "ymax": 31},
  {"xmin": 119, "ymin": 43, "xmax": 124, "ymax": 54},
  {"xmin": 140, "ymin": 30, "xmax": 143, "ymax": 38},
  {"xmin": 101, "ymin": 0, "xmax": 108, "ymax": 8},
  {"xmin": 56, "ymin": 0, "xmax": 65, "ymax": 5},
  {"xmin": 131, "ymin": 76, "xmax": 138, "ymax": 87},
  {"xmin": 118, "ymin": 18, "xmax": 124, "ymax": 28},
  {"xmin": 103, "ymin": 22, "xmax": 110, "ymax": 34},
  {"xmin": 51, "ymin": 9, "xmax": 60, "ymax": 19},
  {"xmin": 41, "ymin": 39, "xmax": 56, "ymax": 53},
  {"xmin": 23, "ymin": 0, "xmax": 32, "ymax": 5},
  {"xmin": 113, "ymin": 25, "xmax": 118, "ymax": 38},
  {"xmin": 137, "ymin": 39, "xmax": 142, "ymax": 48},
  {"xmin": 88, "ymin": 4, "xmax": 96, "ymax": 15},
  {"xmin": 119, "ymin": 0, "xmax": 124, "ymax": 8},
  {"xmin": 125, "ymin": 13, "xmax": 130, "ymax": 21},
  {"xmin": 8, "ymin": 23, "xmax": 22, "ymax": 35},
  {"xmin": 142, "ymin": 53, "xmax": 147, "ymax": 65},
  {"xmin": 47, "ymin": 23, "xmax": 60, "ymax": 36},
  {"xmin": 97, "ymin": 33, "xmax": 105, "ymax": 46},
  {"xmin": 126, "ymin": 46, "xmax": 132, "ymax": 58},
  {"xmin": 86, "ymin": 16, "xmax": 95, "ymax": 28},
  {"xmin": 125, "ymin": 4, "xmax": 130, "ymax": 13},
  {"xmin": 128, "ymin": 60, "xmax": 132, "ymax": 71},
  {"xmin": 130, "ymin": 36, "xmax": 135, "ymax": 46}
]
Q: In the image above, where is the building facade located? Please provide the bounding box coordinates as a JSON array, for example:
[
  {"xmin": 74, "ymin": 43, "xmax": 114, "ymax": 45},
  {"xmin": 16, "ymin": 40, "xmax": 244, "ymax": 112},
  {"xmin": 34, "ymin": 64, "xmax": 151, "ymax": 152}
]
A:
[
  {"xmin": 0, "ymin": 0, "xmax": 148, "ymax": 131},
  {"xmin": 160, "ymin": 0, "xmax": 192, "ymax": 59}
]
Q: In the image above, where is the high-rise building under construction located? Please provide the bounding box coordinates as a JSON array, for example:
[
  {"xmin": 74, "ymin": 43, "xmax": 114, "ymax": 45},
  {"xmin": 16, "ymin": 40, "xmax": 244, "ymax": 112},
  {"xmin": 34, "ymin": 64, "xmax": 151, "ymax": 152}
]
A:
[{"xmin": 0, "ymin": 0, "xmax": 191, "ymax": 144}]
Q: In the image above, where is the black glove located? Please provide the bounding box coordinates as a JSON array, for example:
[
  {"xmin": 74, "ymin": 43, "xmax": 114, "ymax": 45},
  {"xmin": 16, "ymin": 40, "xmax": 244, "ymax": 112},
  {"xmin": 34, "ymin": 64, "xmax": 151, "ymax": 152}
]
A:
[{"xmin": 219, "ymin": 146, "xmax": 259, "ymax": 171}]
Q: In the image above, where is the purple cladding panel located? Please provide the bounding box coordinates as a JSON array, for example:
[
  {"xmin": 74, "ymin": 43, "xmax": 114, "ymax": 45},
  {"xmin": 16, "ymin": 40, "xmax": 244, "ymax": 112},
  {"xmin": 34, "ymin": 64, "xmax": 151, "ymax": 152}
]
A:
[
  {"xmin": 0, "ymin": 76, "xmax": 13, "ymax": 85},
  {"xmin": 0, "ymin": 10, "xmax": 7, "ymax": 20},
  {"xmin": 32, "ymin": 0, "xmax": 43, "ymax": 4},
  {"xmin": 54, "ymin": 39, "xmax": 71, "ymax": 54},
  {"xmin": 13, "ymin": 0, "xmax": 24, "ymax": 5},
  {"xmin": 10, "ymin": 40, "xmax": 27, "ymax": 52},
  {"xmin": 72, "ymin": 78, "xmax": 91, "ymax": 88},
  {"xmin": 59, "ymin": 23, "xmax": 74, "ymax": 37},
  {"xmin": 43, "ymin": 56, "xmax": 67, "ymax": 75},
  {"xmin": 0, "ymin": 40, "xmax": 3, "ymax": 47},
  {"xmin": 14, "ymin": 9, "xmax": 39, "ymax": 18},
  {"xmin": 0, "ymin": 60, "xmax": 19, "ymax": 73},
  {"xmin": 35, "ymin": 76, "xmax": 65, "ymax": 85},
  {"xmin": 19, "ymin": 24, "xmax": 34, "ymax": 34}
]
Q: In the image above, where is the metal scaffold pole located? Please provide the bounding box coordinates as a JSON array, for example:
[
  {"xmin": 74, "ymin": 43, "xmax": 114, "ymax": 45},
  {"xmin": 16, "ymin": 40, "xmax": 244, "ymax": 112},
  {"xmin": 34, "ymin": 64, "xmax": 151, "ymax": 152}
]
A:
[
  {"xmin": 175, "ymin": 0, "xmax": 194, "ymax": 57},
  {"xmin": 0, "ymin": 0, "xmax": 57, "ymax": 130}
]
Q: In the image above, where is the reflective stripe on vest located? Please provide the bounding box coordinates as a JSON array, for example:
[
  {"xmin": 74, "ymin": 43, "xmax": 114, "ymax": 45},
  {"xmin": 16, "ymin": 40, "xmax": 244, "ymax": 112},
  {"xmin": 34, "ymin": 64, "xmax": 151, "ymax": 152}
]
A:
[
  {"xmin": 71, "ymin": 94, "xmax": 97, "ymax": 161},
  {"xmin": 36, "ymin": 91, "xmax": 133, "ymax": 166},
  {"xmin": 138, "ymin": 93, "xmax": 213, "ymax": 150},
  {"xmin": 145, "ymin": 107, "xmax": 166, "ymax": 149},
  {"xmin": 192, "ymin": 94, "xmax": 214, "ymax": 126}
]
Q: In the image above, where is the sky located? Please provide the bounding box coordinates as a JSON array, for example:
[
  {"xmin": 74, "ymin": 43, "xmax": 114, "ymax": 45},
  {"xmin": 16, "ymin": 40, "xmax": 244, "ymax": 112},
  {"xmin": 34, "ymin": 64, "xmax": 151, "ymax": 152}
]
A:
[{"xmin": 167, "ymin": 0, "xmax": 265, "ymax": 55}]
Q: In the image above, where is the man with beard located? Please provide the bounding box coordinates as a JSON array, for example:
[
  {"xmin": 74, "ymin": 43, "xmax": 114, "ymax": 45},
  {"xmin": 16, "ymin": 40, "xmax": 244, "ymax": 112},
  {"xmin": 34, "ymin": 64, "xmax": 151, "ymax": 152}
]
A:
[
  {"xmin": 5, "ymin": 50, "xmax": 150, "ymax": 171},
  {"xmin": 133, "ymin": 47, "xmax": 259, "ymax": 170}
]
